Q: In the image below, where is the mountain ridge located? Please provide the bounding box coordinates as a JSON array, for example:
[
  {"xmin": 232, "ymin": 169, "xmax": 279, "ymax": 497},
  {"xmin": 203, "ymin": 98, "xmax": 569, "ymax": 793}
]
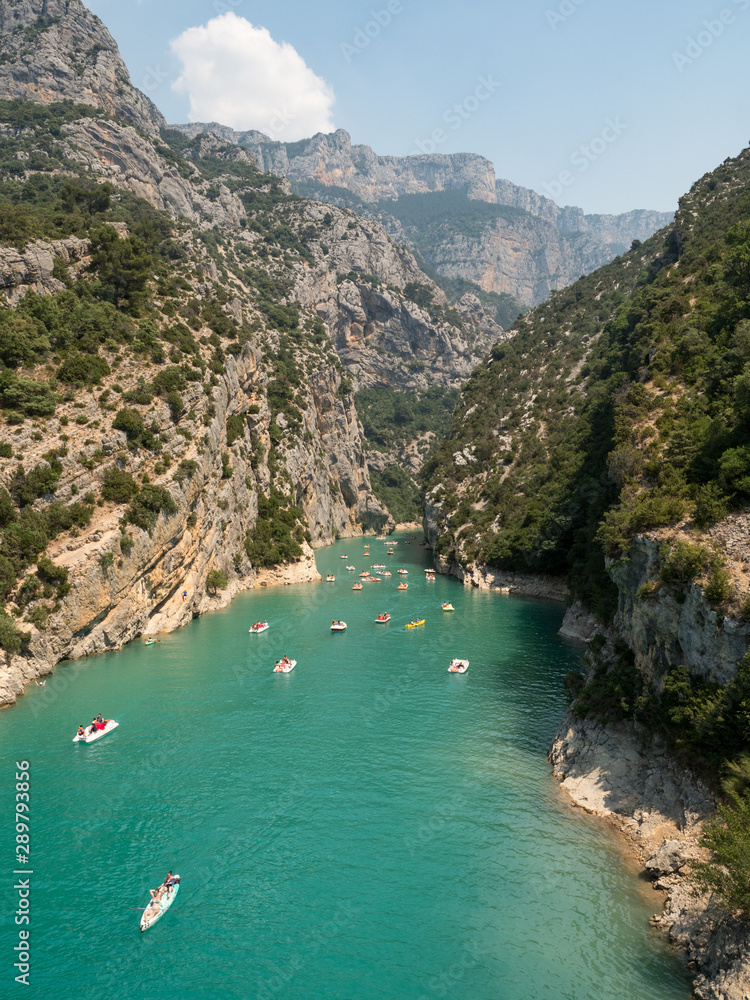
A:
[{"xmin": 172, "ymin": 123, "xmax": 673, "ymax": 307}]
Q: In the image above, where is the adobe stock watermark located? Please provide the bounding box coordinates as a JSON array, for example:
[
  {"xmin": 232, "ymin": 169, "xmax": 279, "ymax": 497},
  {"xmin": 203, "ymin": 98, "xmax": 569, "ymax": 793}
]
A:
[
  {"xmin": 672, "ymin": 0, "xmax": 748, "ymax": 72},
  {"xmin": 543, "ymin": 117, "xmax": 628, "ymax": 200},
  {"xmin": 412, "ymin": 75, "xmax": 501, "ymax": 155},
  {"xmin": 340, "ymin": 1, "xmax": 411, "ymax": 63},
  {"xmin": 546, "ymin": 0, "xmax": 589, "ymax": 31}
]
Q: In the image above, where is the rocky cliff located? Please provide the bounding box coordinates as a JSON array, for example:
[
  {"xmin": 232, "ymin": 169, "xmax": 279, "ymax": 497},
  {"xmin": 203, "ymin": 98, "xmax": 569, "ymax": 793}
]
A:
[
  {"xmin": 0, "ymin": 221, "xmax": 396, "ymax": 706},
  {"xmin": 0, "ymin": 0, "xmax": 165, "ymax": 136},
  {"xmin": 174, "ymin": 124, "xmax": 673, "ymax": 308},
  {"xmin": 610, "ymin": 532, "xmax": 750, "ymax": 688},
  {"xmin": 549, "ymin": 712, "xmax": 750, "ymax": 1000},
  {"xmin": 173, "ymin": 125, "xmax": 500, "ymax": 204},
  {"xmin": 0, "ymin": 1, "xmax": 503, "ymax": 705},
  {"xmin": 422, "ymin": 139, "xmax": 750, "ymax": 996}
]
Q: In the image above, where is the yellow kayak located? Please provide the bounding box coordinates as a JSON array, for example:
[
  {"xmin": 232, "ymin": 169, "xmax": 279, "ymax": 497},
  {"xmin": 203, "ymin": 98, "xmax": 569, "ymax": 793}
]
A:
[{"xmin": 405, "ymin": 619, "xmax": 425, "ymax": 629}]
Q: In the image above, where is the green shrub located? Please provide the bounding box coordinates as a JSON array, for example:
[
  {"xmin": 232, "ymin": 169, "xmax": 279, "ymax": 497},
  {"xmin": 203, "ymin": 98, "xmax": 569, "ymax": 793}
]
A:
[
  {"xmin": 704, "ymin": 564, "xmax": 732, "ymax": 605},
  {"xmin": 0, "ymin": 555, "xmax": 16, "ymax": 599},
  {"xmin": 173, "ymin": 459, "xmax": 199, "ymax": 485},
  {"xmin": 152, "ymin": 366, "xmax": 187, "ymax": 395},
  {"xmin": 226, "ymin": 414, "xmax": 245, "ymax": 447},
  {"xmin": 0, "ymin": 609, "xmax": 28, "ymax": 663},
  {"xmin": 57, "ymin": 352, "xmax": 111, "ymax": 385},
  {"xmin": 660, "ymin": 541, "xmax": 709, "ymax": 600},
  {"xmin": 244, "ymin": 490, "xmax": 305, "ymax": 567},
  {"xmin": 0, "ymin": 373, "xmax": 56, "ymax": 416},
  {"xmin": 16, "ymin": 574, "xmax": 41, "ymax": 607},
  {"xmin": 125, "ymin": 484, "xmax": 177, "ymax": 530},
  {"xmin": 101, "ymin": 468, "xmax": 139, "ymax": 504},
  {"xmin": 113, "ymin": 407, "xmax": 144, "ymax": 441},
  {"xmin": 206, "ymin": 569, "xmax": 228, "ymax": 594},
  {"xmin": 26, "ymin": 605, "xmax": 48, "ymax": 630},
  {"xmin": 693, "ymin": 790, "xmax": 750, "ymax": 915},
  {"xmin": 36, "ymin": 557, "xmax": 68, "ymax": 589},
  {"xmin": 112, "ymin": 408, "xmax": 159, "ymax": 451},
  {"xmin": 693, "ymin": 482, "xmax": 731, "ymax": 528},
  {"xmin": 10, "ymin": 461, "xmax": 63, "ymax": 506}
]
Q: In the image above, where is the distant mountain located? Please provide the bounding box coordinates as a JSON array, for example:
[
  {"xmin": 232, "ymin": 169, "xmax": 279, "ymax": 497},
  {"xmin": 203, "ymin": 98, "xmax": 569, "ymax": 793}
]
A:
[{"xmin": 173, "ymin": 124, "xmax": 673, "ymax": 310}]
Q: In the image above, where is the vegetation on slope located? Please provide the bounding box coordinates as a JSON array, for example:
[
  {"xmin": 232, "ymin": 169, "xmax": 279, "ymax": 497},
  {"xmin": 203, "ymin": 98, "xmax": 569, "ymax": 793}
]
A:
[
  {"xmin": 425, "ymin": 146, "xmax": 750, "ymax": 621},
  {"xmin": 0, "ymin": 101, "xmax": 369, "ymax": 657},
  {"xmin": 355, "ymin": 386, "xmax": 458, "ymax": 523}
]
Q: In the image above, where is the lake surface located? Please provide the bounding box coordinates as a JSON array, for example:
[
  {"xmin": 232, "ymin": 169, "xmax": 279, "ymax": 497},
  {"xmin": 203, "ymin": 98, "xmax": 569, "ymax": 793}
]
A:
[{"xmin": 0, "ymin": 534, "xmax": 690, "ymax": 999}]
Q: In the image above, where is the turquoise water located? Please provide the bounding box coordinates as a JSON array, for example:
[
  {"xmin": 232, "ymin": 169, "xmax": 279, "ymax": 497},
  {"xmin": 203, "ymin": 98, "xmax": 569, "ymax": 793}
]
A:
[{"xmin": 0, "ymin": 535, "xmax": 690, "ymax": 999}]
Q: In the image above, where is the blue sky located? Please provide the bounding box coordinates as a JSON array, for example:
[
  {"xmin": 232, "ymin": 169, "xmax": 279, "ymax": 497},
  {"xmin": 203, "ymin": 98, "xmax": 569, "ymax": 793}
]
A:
[{"xmin": 87, "ymin": 0, "xmax": 750, "ymax": 215}]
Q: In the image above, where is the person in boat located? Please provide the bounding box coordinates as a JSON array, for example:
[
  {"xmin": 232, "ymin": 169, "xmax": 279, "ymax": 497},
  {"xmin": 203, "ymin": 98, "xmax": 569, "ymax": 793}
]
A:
[
  {"xmin": 77, "ymin": 725, "xmax": 86, "ymax": 738},
  {"xmin": 96, "ymin": 713, "xmax": 104, "ymax": 725},
  {"xmin": 160, "ymin": 871, "xmax": 178, "ymax": 895}
]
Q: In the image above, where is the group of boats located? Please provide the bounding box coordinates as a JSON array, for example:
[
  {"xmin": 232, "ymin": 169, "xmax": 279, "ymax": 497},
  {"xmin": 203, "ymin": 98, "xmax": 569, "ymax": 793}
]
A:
[
  {"xmin": 250, "ymin": 610, "xmax": 468, "ymax": 671},
  {"xmin": 250, "ymin": 535, "xmax": 470, "ymax": 674}
]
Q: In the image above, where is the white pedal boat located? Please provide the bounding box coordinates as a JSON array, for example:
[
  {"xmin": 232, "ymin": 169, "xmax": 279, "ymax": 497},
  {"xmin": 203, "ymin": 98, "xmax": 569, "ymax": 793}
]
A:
[
  {"xmin": 448, "ymin": 659, "xmax": 469, "ymax": 674},
  {"xmin": 73, "ymin": 720, "xmax": 119, "ymax": 743},
  {"xmin": 273, "ymin": 659, "xmax": 297, "ymax": 673},
  {"xmin": 249, "ymin": 622, "xmax": 270, "ymax": 634},
  {"xmin": 140, "ymin": 876, "xmax": 181, "ymax": 932},
  {"xmin": 330, "ymin": 621, "xmax": 347, "ymax": 632}
]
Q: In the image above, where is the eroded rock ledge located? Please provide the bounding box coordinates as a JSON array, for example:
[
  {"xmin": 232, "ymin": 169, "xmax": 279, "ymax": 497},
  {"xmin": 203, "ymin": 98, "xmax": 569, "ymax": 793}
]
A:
[
  {"xmin": 431, "ymin": 553, "xmax": 569, "ymax": 601},
  {"xmin": 550, "ymin": 713, "xmax": 750, "ymax": 1000}
]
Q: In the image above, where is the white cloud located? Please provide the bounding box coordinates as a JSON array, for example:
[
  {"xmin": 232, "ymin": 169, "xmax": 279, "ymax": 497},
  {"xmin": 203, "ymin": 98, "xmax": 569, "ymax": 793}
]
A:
[{"xmin": 170, "ymin": 13, "xmax": 335, "ymax": 141}]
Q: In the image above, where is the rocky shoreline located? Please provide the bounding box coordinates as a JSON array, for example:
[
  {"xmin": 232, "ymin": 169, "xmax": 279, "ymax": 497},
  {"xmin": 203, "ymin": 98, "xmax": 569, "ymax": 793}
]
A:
[
  {"xmin": 0, "ymin": 546, "xmax": 322, "ymax": 709},
  {"xmin": 550, "ymin": 712, "xmax": 750, "ymax": 999},
  {"xmin": 431, "ymin": 553, "xmax": 570, "ymax": 601}
]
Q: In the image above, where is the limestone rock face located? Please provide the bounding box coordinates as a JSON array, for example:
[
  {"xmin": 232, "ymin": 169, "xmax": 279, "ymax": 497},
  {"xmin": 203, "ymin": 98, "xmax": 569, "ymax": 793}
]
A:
[
  {"xmin": 494, "ymin": 178, "xmax": 673, "ymax": 251},
  {"xmin": 644, "ymin": 839, "xmax": 699, "ymax": 877},
  {"xmin": 174, "ymin": 124, "xmax": 673, "ymax": 307},
  {"xmin": 0, "ymin": 0, "xmax": 165, "ymax": 136},
  {"xmin": 175, "ymin": 125, "xmax": 499, "ymax": 204},
  {"xmin": 290, "ymin": 201, "xmax": 503, "ymax": 391},
  {"xmin": 418, "ymin": 213, "xmax": 620, "ymax": 305},
  {"xmin": 550, "ymin": 713, "xmax": 750, "ymax": 1000},
  {"xmin": 610, "ymin": 535, "xmax": 750, "ymax": 686},
  {"xmin": 0, "ymin": 235, "xmax": 88, "ymax": 303},
  {"xmin": 0, "ymin": 331, "xmax": 389, "ymax": 706}
]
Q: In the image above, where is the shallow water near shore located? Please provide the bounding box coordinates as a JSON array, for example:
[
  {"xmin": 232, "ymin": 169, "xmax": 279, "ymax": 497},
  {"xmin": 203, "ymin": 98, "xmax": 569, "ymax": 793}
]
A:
[{"xmin": 0, "ymin": 535, "xmax": 690, "ymax": 999}]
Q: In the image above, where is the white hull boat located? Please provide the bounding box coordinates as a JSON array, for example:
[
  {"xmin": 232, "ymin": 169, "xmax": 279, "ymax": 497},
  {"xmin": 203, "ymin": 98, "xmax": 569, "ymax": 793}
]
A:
[
  {"xmin": 140, "ymin": 877, "xmax": 181, "ymax": 932},
  {"xmin": 448, "ymin": 659, "xmax": 469, "ymax": 674},
  {"xmin": 73, "ymin": 720, "xmax": 119, "ymax": 743},
  {"xmin": 273, "ymin": 659, "xmax": 297, "ymax": 673},
  {"xmin": 249, "ymin": 622, "xmax": 270, "ymax": 634}
]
